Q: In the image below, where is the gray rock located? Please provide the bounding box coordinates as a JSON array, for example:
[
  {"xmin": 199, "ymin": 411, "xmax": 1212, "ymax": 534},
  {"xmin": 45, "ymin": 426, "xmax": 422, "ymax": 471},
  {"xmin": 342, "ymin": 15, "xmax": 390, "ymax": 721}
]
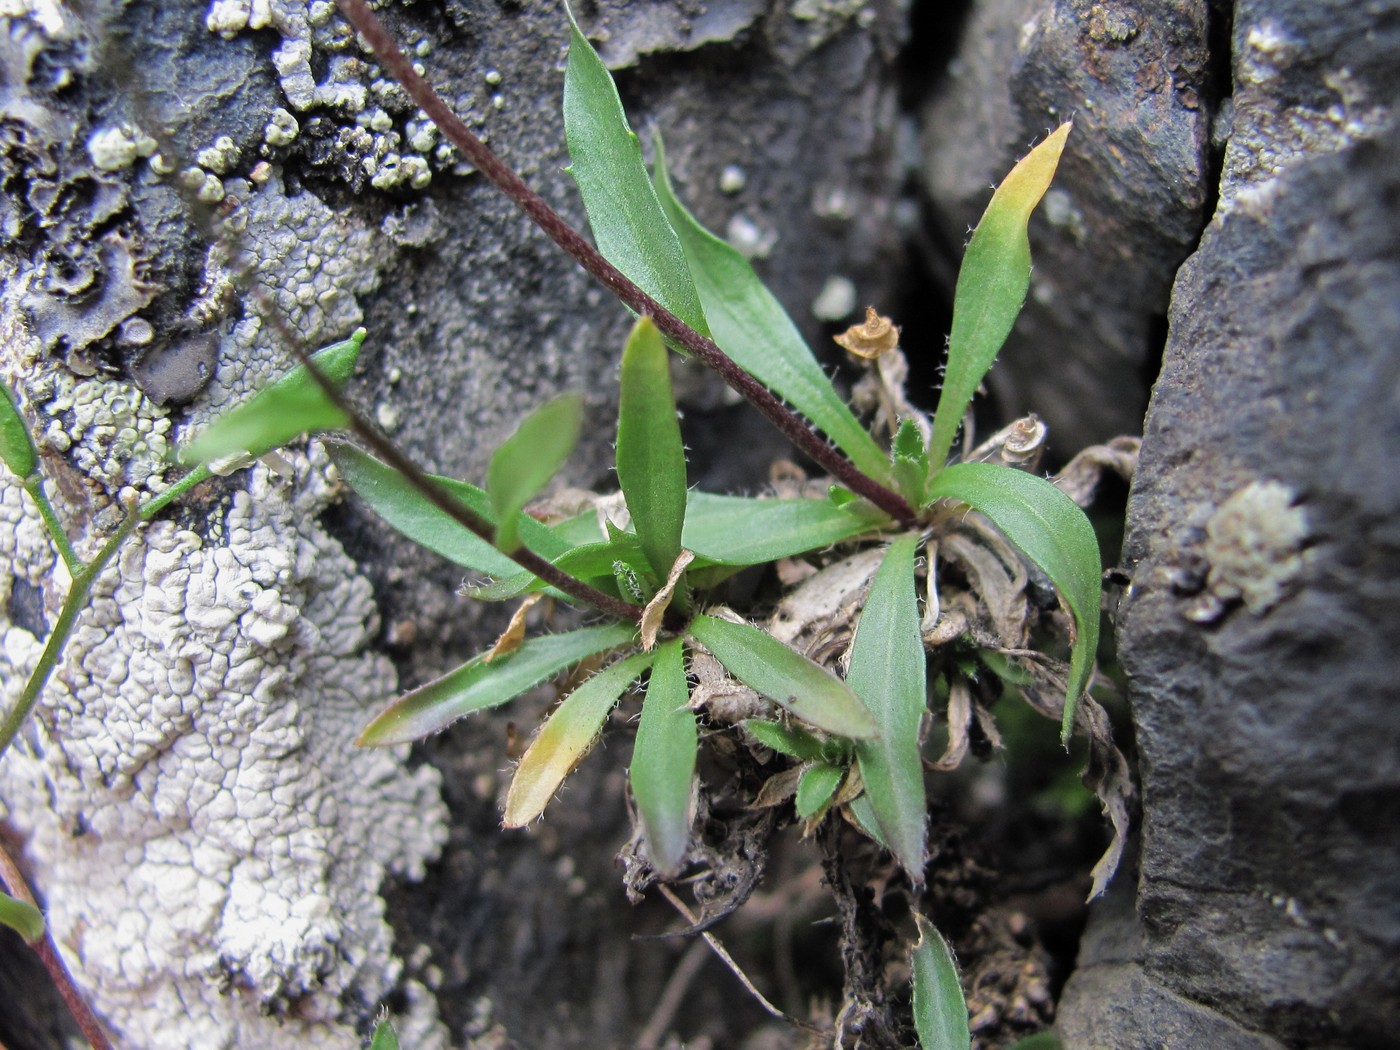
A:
[
  {"xmin": 1060, "ymin": 2, "xmax": 1400, "ymax": 1046},
  {"xmin": 918, "ymin": 0, "xmax": 1214, "ymax": 452}
]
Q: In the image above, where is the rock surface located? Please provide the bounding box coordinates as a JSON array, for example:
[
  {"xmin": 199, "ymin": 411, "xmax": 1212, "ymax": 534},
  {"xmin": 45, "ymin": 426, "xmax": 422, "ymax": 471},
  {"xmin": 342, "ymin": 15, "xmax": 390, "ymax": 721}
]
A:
[{"xmin": 1059, "ymin": 1, "xmax": 1400, "ymax": 1047}]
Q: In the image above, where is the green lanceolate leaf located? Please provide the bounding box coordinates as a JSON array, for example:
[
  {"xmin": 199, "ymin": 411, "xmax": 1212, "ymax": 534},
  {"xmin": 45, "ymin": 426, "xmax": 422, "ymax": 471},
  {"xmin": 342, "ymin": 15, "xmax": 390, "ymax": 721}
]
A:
[
  {"xmin": 927, "ymin": 125, "xmax": 1071, "ymax": 472},
  {"xmin": 357, "ymin": 622, "xmax": 637, "ymax": 746},
  {"xmin": 487, "ymin": 393, "xmax": 583, "ymax": 552},
  {"xmin": 0, "ymin": 381, "xmax": 37, "ymax": 480},
  {"xmin": 848, "ymin": 534, "xmax": 928, "ymax": 880},
  {"xmin": 743, "ymin": 719, "xmax": 824, "ymax": 761},
  {"xmin": 617, "ymin": 317, "xmax": 688, "ymax": 582},
  {"xmin": 504, "ymin": 649, "xmax": 656, "ymax": 826},
  {"xmin": 562, "ymin": 7, "xmax": 708, "ymax": 337},
  {"xmin": 369, "ymin": 1018, "xmax": 400, "ymax": 1050},
  {"xmin": 0, "ymin": 890, "xmax": 44, "ymax": 944},
  {"xmin": 652, "ymin": 135, "xmax": 892, "ymax": 483},
  {"xmin": 892, "ymin": 419, "xmax": 930, "ymax": 507},
  {"xmin": 795, "ymin": 762, "xmax": 844, "ymax": 821},
  {"xmin": 911, "ymin": 913, "xmax": 971, "ymax": 1050},
  {"xmin": 682, "ymin": 491, "xmax": 883, "ymax": 566},
  {"xmin": 845, "ymin": 792, "xmax": 889, "ymax": 848},
  {"xmin": 183, "ymin": 329, "xmax": 366, "ymax": 466},
  {"xmin": 631, "ymin": 639, "xmax": 696, "ymax": 875},
  {"xmin": 1006, "ymin": 1034, "xmax": 1064, "ymax": 1050},
  {"xmin": 926, "ymin": 462, "xmax": 1100, "ymax": 742},
  {"xmin": 687, "ymin": 615, "xmax": 876, "ymax": 739},
  {"xmin": 326, "ymin": 441, "xmax": 571, "ymax": 579}
]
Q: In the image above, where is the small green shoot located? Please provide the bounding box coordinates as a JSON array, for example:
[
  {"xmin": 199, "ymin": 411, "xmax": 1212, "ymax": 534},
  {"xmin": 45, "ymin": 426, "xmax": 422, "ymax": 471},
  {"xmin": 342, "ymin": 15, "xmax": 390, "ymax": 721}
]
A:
[
  {"xmin": 743, "ymin": 719, "xmax": 825, "ymax": 761},
  {"xmin": 891, "ymin": 419, "xmax": 930, "ymax": 507},
  {"xmin": 487, "ymin": 393, "xmax": 583, "ymax": 553},
  {"xmin": 795, "ymin": 762, "xmax": 844, "ymax": 821},
  {"xmin": 0, "ymin": 889, "xmax": 44, "ymax": 944},
  {"xmin": 183, "ymin": 328, "xmax": 366, "ymax": 466},
  {"xmin": 616, "ymin": 317, "xmax": 688, "ymax": 583},
  {"xmin": 369, "ymin": 1016, "xmax": 400, "ymax": 1050},
  {"xmin": 911, "ymin": 912, "xmax": 971, "ymax": 1050}
]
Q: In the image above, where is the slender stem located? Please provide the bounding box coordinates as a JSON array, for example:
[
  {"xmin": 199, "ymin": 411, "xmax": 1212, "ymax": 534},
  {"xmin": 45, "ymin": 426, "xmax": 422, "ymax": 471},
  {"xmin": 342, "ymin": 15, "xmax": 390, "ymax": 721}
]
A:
[
  {"xmin": 22, "ymin": 475, "xmax": 82, "ymax": 577},
  {"xmin": 255, "ymin": 337, "xmax": 647, "ymax": 624},
  {"xmin": 0, "ymin": 843, "xmax": 116, "ymax": 1050},
  {"xmin": 0, "ymin": 511, "xmax": 139, "ymax": 765},
  {"xmin": 137, "ymin": 463, "xmax": 213, "ymax": 521},
  {"xmin": 335, "ymin": 423, "xmax": 647, "ymax": 624},
  {"xmin": 333, "ymin": 0, "xmax": 916, "ymax": 527},
  {"xmin": 655, "ymin": 883, "xmax": 822, "ymax": 1035}
]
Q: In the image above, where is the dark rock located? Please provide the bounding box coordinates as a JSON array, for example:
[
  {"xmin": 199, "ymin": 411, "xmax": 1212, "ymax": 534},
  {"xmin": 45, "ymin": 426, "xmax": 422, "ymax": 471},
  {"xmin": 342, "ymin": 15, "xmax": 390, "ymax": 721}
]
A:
[
  {"xmin": 129, "ymin": 329, "xmax": 219, "ymax": 406},
  {"xmin": 1060, "ymin": 2, "xmax": 1400, "ymax": 1046},
  {"xmin": 918, "ymin": 0, "xmax": 1216, "ymax": 452}
]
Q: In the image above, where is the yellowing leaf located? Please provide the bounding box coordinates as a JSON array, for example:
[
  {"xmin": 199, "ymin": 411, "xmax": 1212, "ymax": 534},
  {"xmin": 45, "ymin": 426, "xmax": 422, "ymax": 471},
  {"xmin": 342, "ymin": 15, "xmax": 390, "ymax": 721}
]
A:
[
  {"xmin": 504, "ymin": 650, "xmax": 656, "ymax": 826},
  {"xmin": 927, "ymin": 124, "xmax": 1071, "ymax": 472}
]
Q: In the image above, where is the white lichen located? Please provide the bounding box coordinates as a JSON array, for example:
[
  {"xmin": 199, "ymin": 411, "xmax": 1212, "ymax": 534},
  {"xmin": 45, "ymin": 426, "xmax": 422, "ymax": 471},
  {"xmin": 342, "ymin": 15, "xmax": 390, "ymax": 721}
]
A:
[
  {"xmin": 196, "ymin": 135, "xmax": 241, "ymax": 175},
  {"xmin": 1221, "ymin": 18, "xmax": 1393, "ymax": 218},
  {"xmin": 811, "ymin": 275, "xmax": 857, "ymax": 322},
  {"xmin": 0, "ymin": 171, "xmax": 448, "ymax": 1046},
  {"xmin": 28, "ymin": 371, "xmax": 171, "ymax": 493},
  {"xmin": 0, "ymin": 452, "xmax": 450, "ymax": 1048},
  {"xmin": 87, "ymin": 123, "xmax": 158, "ymax": 172},
  {"xmin": 1202, "ymin": 479, "xmax": 1310, "ymax": 615},
  {"xmin": 725, "ymin": 213, "xmax": 777, "ymax": 259}
]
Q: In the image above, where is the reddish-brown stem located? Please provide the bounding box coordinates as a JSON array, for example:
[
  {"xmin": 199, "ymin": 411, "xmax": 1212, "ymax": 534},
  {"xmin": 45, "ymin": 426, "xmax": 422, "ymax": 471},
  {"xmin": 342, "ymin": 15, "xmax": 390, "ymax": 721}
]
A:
[
  {"xmin": 334, "ymin": 0, "xmax": 916, "ymax": 527},
  {"xmin": 285, "ymin": 354, "xmax": 647, "ymax": 625},
  {"xmin": 0, "ymin": 843, "xmax": 116, "ymax": 1050}
]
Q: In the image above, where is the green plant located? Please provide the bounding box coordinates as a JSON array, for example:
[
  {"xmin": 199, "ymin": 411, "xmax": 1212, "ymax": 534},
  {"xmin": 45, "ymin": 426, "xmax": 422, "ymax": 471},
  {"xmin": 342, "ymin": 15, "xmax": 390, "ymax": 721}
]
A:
[
  {"xmin": 167, "ymin": 3, "xmax": 1127, "ymax": 1041},
  {"xmin": 0, "ymin": 1, "xmax": 1131, "ymax": 1042}
]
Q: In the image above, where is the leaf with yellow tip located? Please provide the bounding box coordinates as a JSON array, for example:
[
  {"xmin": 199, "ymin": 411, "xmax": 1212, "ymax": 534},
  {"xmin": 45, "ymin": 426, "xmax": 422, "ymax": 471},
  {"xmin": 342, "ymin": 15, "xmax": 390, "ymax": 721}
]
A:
[
  {"xmin": 927, "ymin": 124, "xmax": 1071, "ymax": 473},
  {"xmin": 357, "ymin": 622, "xmax": 637, "ymax": 746},
  {"xmin": 503, "ymin": 650, "xmax": 656, "ymax": 827}
]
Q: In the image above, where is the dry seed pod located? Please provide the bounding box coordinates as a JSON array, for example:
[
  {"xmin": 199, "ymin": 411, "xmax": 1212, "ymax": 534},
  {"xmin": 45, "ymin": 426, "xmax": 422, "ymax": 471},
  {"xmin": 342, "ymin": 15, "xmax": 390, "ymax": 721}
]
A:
[{"xmin": 834, "ymin": 306, "xmax": 900, "ymax": 360}]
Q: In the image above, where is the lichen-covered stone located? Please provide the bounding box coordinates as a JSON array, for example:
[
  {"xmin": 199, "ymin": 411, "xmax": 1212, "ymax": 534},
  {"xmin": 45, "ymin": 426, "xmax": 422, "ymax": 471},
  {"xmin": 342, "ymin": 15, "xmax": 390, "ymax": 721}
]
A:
[{"xmin": 2, "ymin": 243, "xmax": 449, "ymax": 1050}]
